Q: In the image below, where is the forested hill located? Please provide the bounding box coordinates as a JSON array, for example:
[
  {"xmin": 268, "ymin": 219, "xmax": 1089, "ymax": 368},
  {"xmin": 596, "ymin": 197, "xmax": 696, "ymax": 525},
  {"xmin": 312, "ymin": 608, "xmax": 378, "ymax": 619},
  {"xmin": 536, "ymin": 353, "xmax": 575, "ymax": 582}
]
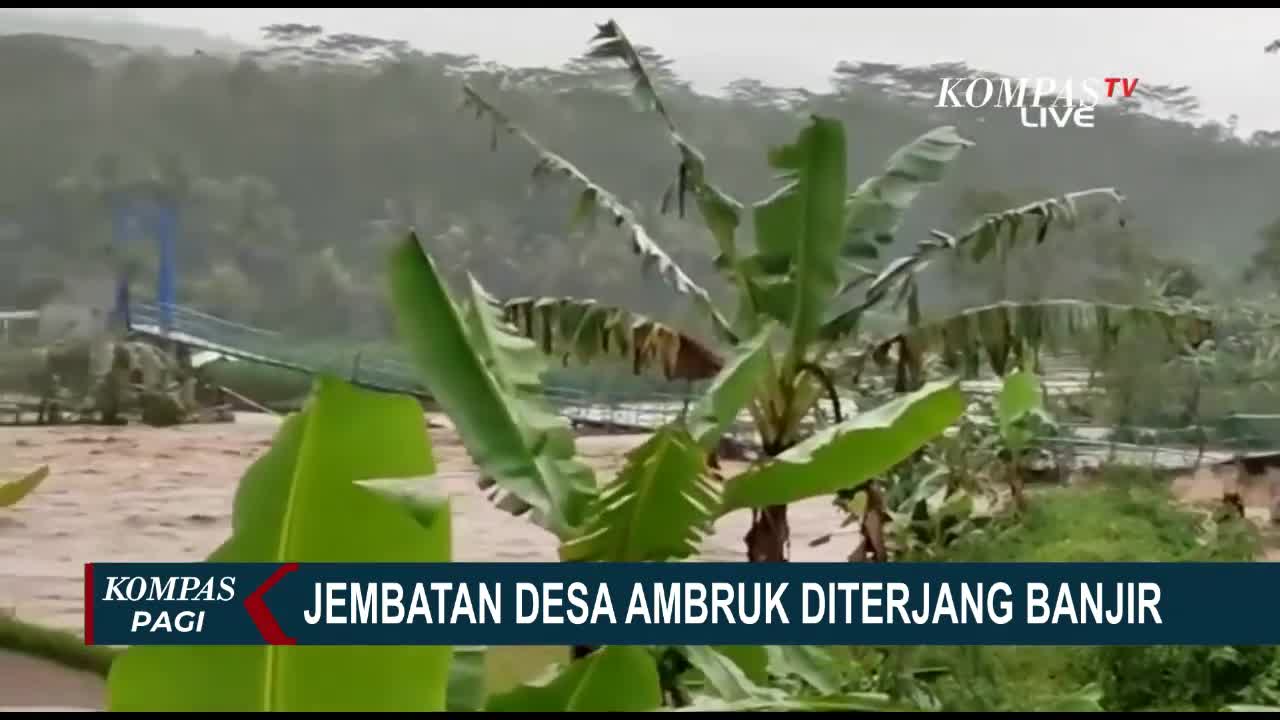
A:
[
  {"xmin": 3, "ymin": 22, "xmax": 1279, "ymax": 342},
  {"xmin": 0, "ymin": 10, "xmax": 244, "ymax": 56}
]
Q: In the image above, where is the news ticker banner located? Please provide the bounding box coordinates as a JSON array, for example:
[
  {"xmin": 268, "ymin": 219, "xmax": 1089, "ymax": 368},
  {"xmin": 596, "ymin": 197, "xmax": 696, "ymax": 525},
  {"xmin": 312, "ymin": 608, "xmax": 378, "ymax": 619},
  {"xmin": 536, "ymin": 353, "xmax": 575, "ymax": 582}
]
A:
[{"xmin": 85, "ymin": 561, "xmax": 1280, "ymax": 647}]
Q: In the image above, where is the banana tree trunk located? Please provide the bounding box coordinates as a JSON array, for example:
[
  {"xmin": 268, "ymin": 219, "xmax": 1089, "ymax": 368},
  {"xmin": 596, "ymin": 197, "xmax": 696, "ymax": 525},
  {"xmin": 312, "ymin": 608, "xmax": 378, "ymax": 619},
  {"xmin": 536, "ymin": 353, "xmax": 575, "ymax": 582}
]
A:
[
  {"xmin": 850, "ymin": 482, "xmax": 889, "ymax": 562},
  {"xmin": 571, "ymin": 645, "xmax": 595, "ymax": 660},
  {"xmin": 1007, "ymin": 457, "xmax": 1027, "ymax": 513},
  {"xmin": 745, "ymin": 504, "xmax": 790, "ymax": 562},
  {"xmin": 744, "ymin": 424, "xmax": 794, "ymax": 561},
  {"xmin": 743, "ymin": 368, "xmax": 841, "ymax": 563}
]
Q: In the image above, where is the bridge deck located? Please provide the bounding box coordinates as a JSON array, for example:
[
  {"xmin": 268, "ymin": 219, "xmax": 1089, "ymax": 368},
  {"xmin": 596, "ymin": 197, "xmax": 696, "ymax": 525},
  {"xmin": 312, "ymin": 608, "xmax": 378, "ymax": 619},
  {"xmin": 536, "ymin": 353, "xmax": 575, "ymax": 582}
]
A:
[
  {"xmin": 118, "ymin": 301, "xmax": 1278, "ymax": 474},
  {"xmin": 127, "ymin": 302, "xmax": 430, "ymax": 399}
]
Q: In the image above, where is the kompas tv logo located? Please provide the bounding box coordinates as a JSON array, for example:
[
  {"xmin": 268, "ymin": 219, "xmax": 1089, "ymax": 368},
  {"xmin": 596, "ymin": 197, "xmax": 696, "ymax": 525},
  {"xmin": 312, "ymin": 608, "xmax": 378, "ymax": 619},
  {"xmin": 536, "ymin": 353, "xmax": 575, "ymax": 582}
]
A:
[{"xmin": 935, "ymin": 76, "xmax": 1140, "ymax": 129}]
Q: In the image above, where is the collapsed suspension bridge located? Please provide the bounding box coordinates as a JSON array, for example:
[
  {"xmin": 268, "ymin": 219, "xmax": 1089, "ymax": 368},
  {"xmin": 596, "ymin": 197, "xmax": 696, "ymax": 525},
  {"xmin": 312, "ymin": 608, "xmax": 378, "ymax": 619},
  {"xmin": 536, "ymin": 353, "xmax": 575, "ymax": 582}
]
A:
[
  {"xmin": 124, "ymin": 301, "xmax": 765, "ymax": 442},
  {"xmin": 8, "ymin": 300, "xmax": 1273, "ymax": 472}
]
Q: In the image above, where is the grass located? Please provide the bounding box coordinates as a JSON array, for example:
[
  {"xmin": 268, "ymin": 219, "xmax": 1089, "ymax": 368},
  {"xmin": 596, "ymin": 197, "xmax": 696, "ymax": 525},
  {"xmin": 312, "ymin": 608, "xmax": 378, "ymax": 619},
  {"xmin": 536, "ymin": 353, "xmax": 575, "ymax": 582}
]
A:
[
  {"xmin": 888, "ymin": 467, "xmax": 1269, "ymax": 711},
  {"xmin": 950, "ymin": 470, "xmax": 1259, "ymax": 564}
]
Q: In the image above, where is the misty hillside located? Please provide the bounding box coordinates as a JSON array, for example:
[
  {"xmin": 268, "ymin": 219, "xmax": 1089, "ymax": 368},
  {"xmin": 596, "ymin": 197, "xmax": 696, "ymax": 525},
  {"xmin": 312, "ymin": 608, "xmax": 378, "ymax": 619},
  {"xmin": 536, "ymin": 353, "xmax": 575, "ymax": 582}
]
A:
[
  {"xmin": 1, "ymin": 19, "xmax": 1278, "ymax": 346},
  {"xmin": 0, "ymin": 10, "xmax": 244, "ymax": 56}
]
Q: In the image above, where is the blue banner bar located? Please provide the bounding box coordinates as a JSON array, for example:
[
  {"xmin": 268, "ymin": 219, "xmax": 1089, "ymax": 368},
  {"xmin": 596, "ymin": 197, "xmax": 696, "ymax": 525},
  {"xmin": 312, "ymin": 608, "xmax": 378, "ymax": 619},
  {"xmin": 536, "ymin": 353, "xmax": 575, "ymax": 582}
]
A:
[{"xmin": 84, "ymin": 562, "xmax": 1280, "ymax": 647}]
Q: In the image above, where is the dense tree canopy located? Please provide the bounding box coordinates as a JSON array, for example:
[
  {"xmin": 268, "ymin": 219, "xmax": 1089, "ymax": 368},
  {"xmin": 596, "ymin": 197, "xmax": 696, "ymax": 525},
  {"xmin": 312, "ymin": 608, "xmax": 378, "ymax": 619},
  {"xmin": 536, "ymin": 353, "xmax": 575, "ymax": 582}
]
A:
[{"xmin": 2, "ymin": 21, "xmax": 1279, "ymax": 344}]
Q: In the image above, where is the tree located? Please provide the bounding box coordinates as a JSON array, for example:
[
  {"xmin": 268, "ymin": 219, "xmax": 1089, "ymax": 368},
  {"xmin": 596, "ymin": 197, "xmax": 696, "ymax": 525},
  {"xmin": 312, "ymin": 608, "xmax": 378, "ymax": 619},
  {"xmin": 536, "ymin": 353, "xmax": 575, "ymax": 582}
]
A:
[
  {"xmin": 432, "ymin": 19, "xmax": 1194, "ymax": 563},
  {"xmin": 3, "ymin": 26, "xmax": 1277, "ymax": 350},
  {"xmin": 1244, "ymin": 216, "xmax": 1280, "ymax": 286}
]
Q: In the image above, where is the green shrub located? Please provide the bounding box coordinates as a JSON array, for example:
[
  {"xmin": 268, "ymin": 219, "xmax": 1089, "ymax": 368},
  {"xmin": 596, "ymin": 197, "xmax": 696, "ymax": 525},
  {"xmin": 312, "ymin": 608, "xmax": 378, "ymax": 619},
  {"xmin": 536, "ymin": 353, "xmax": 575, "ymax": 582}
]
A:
[
  {"xmin": 1100, "ymin": 645, "xmax": 1278, "ymax": 712},
  {"xmin": 894, "ymin": 467, "xmax": 1268, "ymax": 712}
]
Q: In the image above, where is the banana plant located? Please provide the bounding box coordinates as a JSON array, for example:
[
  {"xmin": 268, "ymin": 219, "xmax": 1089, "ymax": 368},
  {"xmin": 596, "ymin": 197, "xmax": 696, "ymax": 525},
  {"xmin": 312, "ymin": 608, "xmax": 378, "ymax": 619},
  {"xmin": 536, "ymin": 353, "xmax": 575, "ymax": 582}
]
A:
[
  {"xmin": 994, "ymin": 367, "xmax": 1055, "ymax": 511},
  {"xmin": 447, "ymin": 19, "xmax": 1174, "ymax": 562},
  {"xmin": 390, "ymin": 227, "xmax": 963, "ymax": 566},
  {"xmin": 388, "ymin": 232, "xmax": 958, "ymax": 702}
]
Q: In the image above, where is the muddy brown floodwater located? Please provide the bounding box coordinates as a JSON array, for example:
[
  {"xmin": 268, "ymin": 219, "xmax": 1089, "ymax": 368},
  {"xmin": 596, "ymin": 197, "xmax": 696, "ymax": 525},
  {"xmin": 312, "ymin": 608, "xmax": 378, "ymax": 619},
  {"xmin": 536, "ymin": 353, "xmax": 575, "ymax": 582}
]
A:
[
  {"xmin": 0, "ymin": 414, "xmax": 854, "ymax": 636},
  {"xmin": 3, "ymin": 413, "xmax": 1279, "ymax": 710}
]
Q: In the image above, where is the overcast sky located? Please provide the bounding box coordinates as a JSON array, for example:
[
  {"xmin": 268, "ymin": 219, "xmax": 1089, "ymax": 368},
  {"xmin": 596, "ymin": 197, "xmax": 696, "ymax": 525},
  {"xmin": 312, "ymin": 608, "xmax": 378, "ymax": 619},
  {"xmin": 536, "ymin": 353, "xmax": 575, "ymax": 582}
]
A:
[{"xmin": 26, "ymin": 8, "xmax": 1280, "ymax": 133}]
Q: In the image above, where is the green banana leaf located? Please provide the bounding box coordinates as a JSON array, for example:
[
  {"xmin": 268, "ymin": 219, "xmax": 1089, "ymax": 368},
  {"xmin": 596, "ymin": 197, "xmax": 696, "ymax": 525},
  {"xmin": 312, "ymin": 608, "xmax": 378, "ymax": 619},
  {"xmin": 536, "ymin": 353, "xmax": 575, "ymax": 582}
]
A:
[
  {"xmin": 681, "ymin": 645, "xmax": 782, "ymax": 703},
  {"xmin": 106, "ymin": 377, "xmax": 452, "ymax": 711},
  {"xmin": 997, "ymin": 368, "xmax": 1046, "ymax": 453},
  {"xmin": 486, "ymin": 646, "xmax": 661, "ymax": 712},
  {"xmin": 766, "ymin": 645, "xmax": 843, "ymax": 695},
  {"xmin": 461, "ymin": 85, "xmax": 735, "ymax": 344},
  {"xmin": 0, "ymin": 465, "xmax": 48, "ymax": 507},
  {"xmin": 720, "ymin": 379, "xmax": 965, "ymax": 512},
  {"xmin": 708, "ymin": 645, "xmax": 770, "ymax": 685},
  {"xmin": 581, "ymin": 19, "xmax": 749, "ymax": 299},
  {"xmin": 389, "ymin": 232, "xmax": 596, "ymax": 539},
  {"xmin": 748, "ymin": 115, "xmax": 848, "ymax": 370},
  {"xmin": 843, "ymin": 126, "xmax": 973, "ymax": 260},
  {"xmin": 559, "ymin": 425, "xmax": 715, "ymax": 562},
  {"xmin": 686, "ymin": 324, "xmax": 773, "ymax": 451},
  {"xmin": 446, "ymin": 646, "xmax": 489, "ymax": 712},
  {"xmin": 821, "ymin": 190, "xmax": 1126, "ymax": 342}
]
